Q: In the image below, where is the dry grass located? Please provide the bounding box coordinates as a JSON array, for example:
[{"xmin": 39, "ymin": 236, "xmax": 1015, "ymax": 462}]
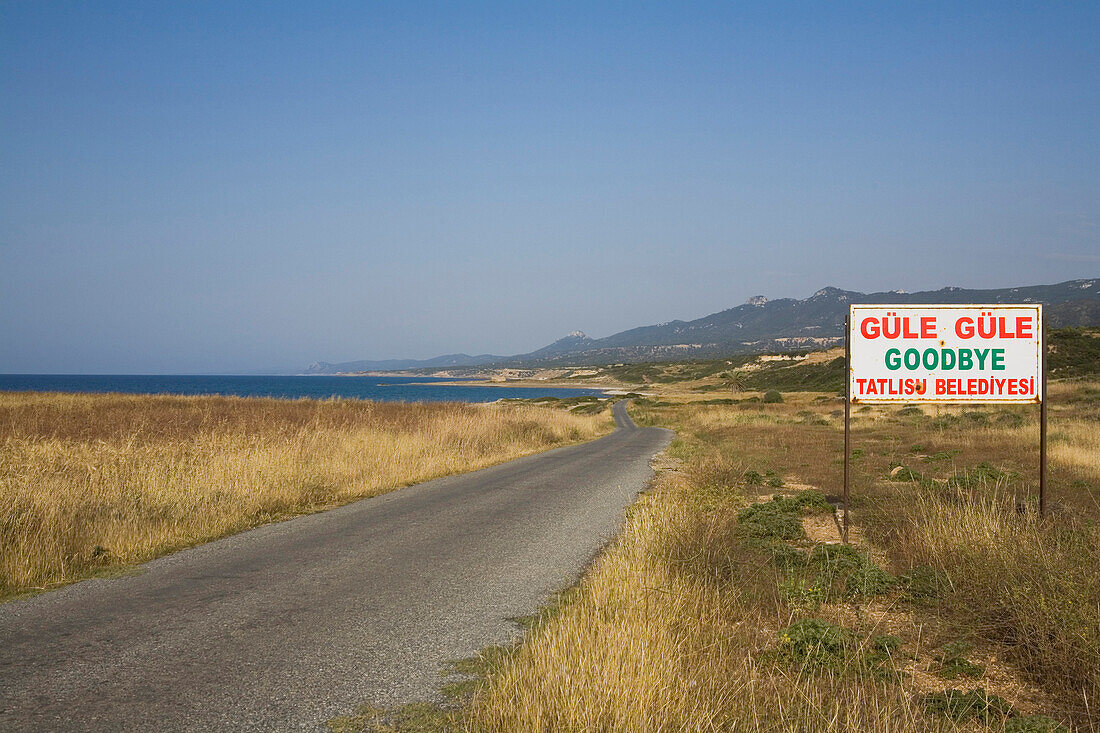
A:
[
  {"xmin": 873, "ymin": 484, "xmax": 1100, "ymax": 708},
  {"xmin": 465, "ymin": 383, "xmax": 1100, "ymax": 732},
  {"xmin": 0, "ymin": 391, "xmax": 611, "ymax": 598},
  {"xmin": 468, "ymin": 449, "xmax": 954, "ymax": 731}
]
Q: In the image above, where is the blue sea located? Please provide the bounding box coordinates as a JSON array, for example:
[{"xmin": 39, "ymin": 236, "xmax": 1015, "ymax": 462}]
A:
[{"xmin": 0, "ymin": 374, "xmax": 606, "ymax": 403}]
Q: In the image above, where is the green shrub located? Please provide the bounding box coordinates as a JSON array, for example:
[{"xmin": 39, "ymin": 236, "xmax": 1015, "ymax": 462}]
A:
[
  {"xmin": 1004, "ymin": 715, "xmax": 1070, "ymax": 733},
  {"xmin": 736, "ymin": 502, "xmax": 803, "ymax": 541},
  {"xmin": 870, "ymin": 634, "xmax": 903, "ymax": 656},
  {"xmin": 961, "ymin": 411, "xmax": 990, "ymax": 425},
  {"xmin": 933, "ymin": 641, "xmax": 985, "ymax": 680},
  {"xmin": 994, "ymin": 411, "xmax": 1025, "ymax": 428},
  {"xmin": 889, "ymin": 465, "xmax": 923, "ymax": 482},
  {"xmin": 779, "ymin": 577, "xmax": 826, "ymax": 612},
  {"xmin": 775, "ymin": 618, "xmax": 853, "ymax": 670},
  {"xmin": 766, "ymin": 541, "xmax": 807, "ymax": 570},
  {"xmin": 930, "ymin": 415, "xmax": 960, "ymax": 430},
  {"xmin": 737, "ymin": 492, "xmax": 833, "ymax": 543},
  {"xmin": 901, "ymin": 565, "xmax": 951, "ymax": 604},
  {"xmin": 863, "ymin": 634, "xmax": 905, "ymax": 677},
  {"xmin": 1048, "ymin": 328, "xmax": 1100, "ymax": 378},
  {"xmin": 808, "ymin": 544, "xmax": 895, "ymax": 599},
  {"xmin": 763, "ymin": 390, "xmax": 783, "ymax": 404},
  {"xmin": 797, "ymin": 410, "xmax": 828, "ymax": 425},
  {"xmin": 947, "ymin": 461, "xmax": 1014, "ymax": 490},
  {"xmin": 845, "ymin": 560, "xmax": 896, "ymax": 597},
  {"xmin": 775, "ymin": 490, "xmax": 833, "ymax": 514},
  {"xmin": 920, "ymin": 688, "xmax": 1014, "ymax": 723},
  {"xmin": 738, "ymin": 356, "xmax": 846, "ymax": 392}
]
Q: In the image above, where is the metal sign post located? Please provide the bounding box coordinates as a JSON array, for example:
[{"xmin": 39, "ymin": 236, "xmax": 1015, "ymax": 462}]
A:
[
  {"xmin": 1040, "ymin": 317, "xmax": 1047, "ymax": 516},
  {"xmin": 843, "ymin": 314, "xmax": 851, "ymax": 543}
]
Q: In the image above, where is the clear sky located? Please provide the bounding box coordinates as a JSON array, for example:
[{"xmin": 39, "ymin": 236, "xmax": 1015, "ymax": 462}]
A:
[{"xmin": 2, "ymin": 2, "xmax": 1098, "ymax": 373}]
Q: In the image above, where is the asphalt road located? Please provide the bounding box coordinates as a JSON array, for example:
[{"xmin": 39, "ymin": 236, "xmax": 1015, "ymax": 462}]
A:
[{"xmin": 0, "ymin": 401, "xmax": 672, "ymax": 732}]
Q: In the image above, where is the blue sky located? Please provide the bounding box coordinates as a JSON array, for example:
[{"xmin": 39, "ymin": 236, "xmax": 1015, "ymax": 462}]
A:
[{"xmin": 2, "ymin": 2, "xmax": 1097, "ymax": 373}]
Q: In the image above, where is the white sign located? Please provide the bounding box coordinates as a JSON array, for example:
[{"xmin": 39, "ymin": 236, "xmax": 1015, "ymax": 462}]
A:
[{"xmin": 848, "ymin": 304, "xmax": 1042, "ymax": 404}]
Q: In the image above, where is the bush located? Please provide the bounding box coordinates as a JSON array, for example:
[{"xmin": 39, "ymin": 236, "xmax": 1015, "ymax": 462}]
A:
[
  {"xmin": 736, "ymin": 492, "xmax": 832, "ymax": 542},
  {"xmin": 762, "ymin": 390, "xmax": 783, "ymax": 404},
  {"xmin": 766, "ymin": 541, "xmax": 808, "ymax": 570},
  {"xmin": 736, "ymin": 502, "xmax": 803, "ymax": 541},
  {"xmin": 920, "ymin": 450, "xmax": 958, "ymax": 463},
  {"xmin": 930, "ymin": 415, "xmax": 960, "ymax": 430},
  {"xmin": 994, "ymin": 410, "xmax": 1025, "ymax": 428},
  {"xmin": 933, "ymin": 641, "xmax": 985, "ymax": 680},
  {"xmin": 889, "ymin": 466, "xmax": 923, "ymax": 482},
  {"xmin": 845, "ymin": 560, "xmax": 897, "ymax": 597},
  {"xmin": 797, "ymin": 410, "xmax": 828, "ymax": 425},
  {"xmin": 901, "ymin": 565, "xmax": 951, "ymax": 604},
  {"xmin": 864, "ymin": 635, "xmax": 905, "ymax": 677},
  {"xmin": 947, "ymin": 461, "xmax": 1014, "ymax": 490},
  {"xmin": 1047, "ymin": 327, "xmax": 1100, "ymax": 378},
  {"xmin": 775, "ymin": 490, "xmax": 833, "ymax": 514},
  {"xmin": 1004, "ymin": 715, "xmax": 1070, "ymax": 733},
  {"xmin": 779, "ymin": 576, "xmax": 826, "ymax": 612},
  {"xmin": 775, "ymin": 618, "xmax": 853, "ymax": 670},
  {"xmin": 808, "ymin": 544, "xmax": 895, "ymax": 599},
  {"xmin": 739, "ymin": 356, "xmax": 846, "ymax": 392},
  {"xmin": 870, "ymin": 634, "xmax": 903, "ymax": 656},
  {"xmin": 920, "ymin": 688, "xmax": 1014, "ymax": 723}
]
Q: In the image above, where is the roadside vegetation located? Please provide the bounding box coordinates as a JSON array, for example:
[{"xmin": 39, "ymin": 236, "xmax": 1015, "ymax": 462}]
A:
[
  {"xmin": 453, "ymin": 380, "xmax": 1098, "ymax": 731},
  {"xmin": 0, "ymin": 392, "xmax": 612, "ymax": 599},
  {"xmin": 500, "ymin": 394, "xmax": 619, "ymax": 415}
]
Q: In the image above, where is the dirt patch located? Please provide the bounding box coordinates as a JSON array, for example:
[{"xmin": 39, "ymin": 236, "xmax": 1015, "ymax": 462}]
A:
[
  {"xmin": 803, "ymin": 512, "xmax": 842, "ymax": 544},
  {"xmin": 650, "ymin": 452, "xmax": 684, "ymax": 474}
]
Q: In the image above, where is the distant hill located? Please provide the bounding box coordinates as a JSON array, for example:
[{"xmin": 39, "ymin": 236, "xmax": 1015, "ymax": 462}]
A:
[
  {"xmin": 302, "ymin": 278, "xmax": 1100, "ymax": 372},
  {"xmin": 493, "ymin": 278, "xmax": 1100, "ymax": 367},
  {"xmin": 303, "ymin": 353, "xmax": 503, "ymax": 374}
]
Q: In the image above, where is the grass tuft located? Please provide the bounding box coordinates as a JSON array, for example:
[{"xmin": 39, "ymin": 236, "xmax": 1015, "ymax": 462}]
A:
[{"xmin": 919, "ymin": 688, "xmax": 1014, "ymax": 724}]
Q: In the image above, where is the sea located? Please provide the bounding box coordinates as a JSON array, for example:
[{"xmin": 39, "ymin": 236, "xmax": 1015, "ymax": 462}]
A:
[{"xmin": 0, "ymin": 374, "xmax": 606, "ymax": 403}]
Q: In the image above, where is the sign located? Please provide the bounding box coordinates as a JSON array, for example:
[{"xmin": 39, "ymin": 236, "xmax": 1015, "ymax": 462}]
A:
[{"xmin": 848, "ymin": 304, "xmax": 1042, "ymax": 404}]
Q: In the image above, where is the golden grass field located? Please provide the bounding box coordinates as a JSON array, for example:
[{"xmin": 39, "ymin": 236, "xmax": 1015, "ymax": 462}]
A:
[
  {"xmin": 459, "ymin": 382, "xmax": 1100, "ymax": 732},
  {"xmin": 0, "ymin": 392, "xmax": 612, "ymax": 599},
  {"xmin": 6, "ymin": 379, "xmax": 1098, "ymax": 732}
]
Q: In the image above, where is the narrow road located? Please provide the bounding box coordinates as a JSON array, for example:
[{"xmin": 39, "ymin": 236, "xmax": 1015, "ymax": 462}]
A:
[{"xmin": 0, "ymin": 401, "xmax": 672, "ymax": 732}]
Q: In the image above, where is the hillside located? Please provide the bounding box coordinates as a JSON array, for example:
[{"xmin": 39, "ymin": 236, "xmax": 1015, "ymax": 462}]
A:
[
  {"xmin": 303, "ymin": 352, "xmax": 504, "ymax": 374},
  {"xmin": 500, "ymin": 278, "xmax": 1100, "ymax": 366},
  {"xmin": 304, "ymin": 278, "xmax": 1100, "ymax": 373}
]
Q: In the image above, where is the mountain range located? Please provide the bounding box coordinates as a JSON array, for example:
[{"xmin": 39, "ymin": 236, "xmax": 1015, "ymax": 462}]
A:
[{"xmin": 303, "ymin": 278, "xmax": 1100, "ymax": 373}]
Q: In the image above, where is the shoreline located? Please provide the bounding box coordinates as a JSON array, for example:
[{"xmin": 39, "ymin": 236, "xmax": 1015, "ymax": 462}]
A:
[
  {"xmin": 390, "ymin": 378, "xmax": 611, "ymax": 391},
  {"xmin": 386, "ymin": 378, "xmax": 652, "ymax": 396}
]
